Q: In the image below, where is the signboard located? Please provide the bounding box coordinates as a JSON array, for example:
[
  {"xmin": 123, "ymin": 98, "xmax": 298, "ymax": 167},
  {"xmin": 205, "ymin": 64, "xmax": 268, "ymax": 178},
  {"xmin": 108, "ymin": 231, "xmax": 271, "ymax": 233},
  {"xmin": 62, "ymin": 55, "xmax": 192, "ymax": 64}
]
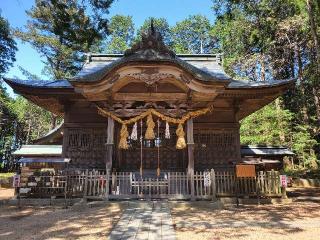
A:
[
  {"xmin": 12, "ymin": 174, "xmax": 20, "ymax": 188},
  {"xmin": 203, "ymin": 171, "xmax": 211, "ymax": 187},
  {"xmin": 280, "ymin": 175, "xmax": 287, "ymax": 188},
  {"xmin": 236, "ymin": 165, "xmax": 256, "ymax": 177}
]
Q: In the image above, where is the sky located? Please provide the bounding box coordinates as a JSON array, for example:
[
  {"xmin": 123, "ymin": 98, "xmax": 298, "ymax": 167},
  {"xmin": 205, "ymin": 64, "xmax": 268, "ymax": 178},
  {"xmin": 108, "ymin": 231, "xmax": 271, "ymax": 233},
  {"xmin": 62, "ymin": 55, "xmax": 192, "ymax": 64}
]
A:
[{"xmin": 0, "ymin": 0, "xmax": 215, "ymax": 94}]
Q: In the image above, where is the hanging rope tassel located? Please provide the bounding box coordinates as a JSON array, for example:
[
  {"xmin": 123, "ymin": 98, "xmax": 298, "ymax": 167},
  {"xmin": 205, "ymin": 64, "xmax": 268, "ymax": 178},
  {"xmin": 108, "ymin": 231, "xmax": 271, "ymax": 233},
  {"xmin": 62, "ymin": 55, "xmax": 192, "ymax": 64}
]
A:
[
  {"xmin": 131, "ymin": 122, "xmax": 138, "ymax": 140},
  {"xmin": 145, "ymin": 113, "xmax": 155, "ymax": 140},
  {"xmin": 176, "ymin": 123, "xmax": 186, "ymax": 149},
  {"xmin": 119, "ymin": 124, "xmax": 129, "ymax": 149},
  {"xmin": 140, "ymin": 119, "xmax": 143, "ymax": 177},
  {"xmin": 157, "ymin": 118, "xmax": 160, "ymax": 177},
  {"xmin": 165, "ymin": 121, "xmax": 170, "ymax": 139}
]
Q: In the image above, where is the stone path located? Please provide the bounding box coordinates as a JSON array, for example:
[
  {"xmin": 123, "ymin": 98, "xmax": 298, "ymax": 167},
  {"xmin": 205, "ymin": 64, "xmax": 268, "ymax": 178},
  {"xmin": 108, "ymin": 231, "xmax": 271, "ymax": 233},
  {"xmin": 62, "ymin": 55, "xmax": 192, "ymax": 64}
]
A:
[{"xmin": 109, "ymin": 201, "xmax": 176, "ymax": 240}]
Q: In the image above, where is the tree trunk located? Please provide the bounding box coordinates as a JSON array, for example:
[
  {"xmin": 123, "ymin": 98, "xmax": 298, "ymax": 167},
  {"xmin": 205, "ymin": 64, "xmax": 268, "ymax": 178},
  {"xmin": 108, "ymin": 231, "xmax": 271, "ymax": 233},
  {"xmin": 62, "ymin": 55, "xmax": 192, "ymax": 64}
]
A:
[
  {"xmin": 260, "ymin": 55, "xmax": 266, "ymax": 81},
  {"xmin": 51, "ymin": 113, "xmax": 57, "ymax": 130},
  {"xmin": 306, "ymin": 0, "xmax": 320, "ymax": 126},
  {"xmin": 316, "ymin": 0, "xmax": 320, "ymax": 17},
  {"xmin": 312, "ymin": 87, "xmax": 320, "ymax": 129},
  {"xmin": 26, "ymin": 120, "xmax": 31, "ymax": 144},
  {"xmin": 275, "ymin": 98, "xmax": 286, "ymax": 143},
  {"xmin": 296, "ymin": 46, "xmax": 309, "ymax": 124},
  {"xmin": 307, "ymin": 0, "xmax": 320, "ymax": 68}
]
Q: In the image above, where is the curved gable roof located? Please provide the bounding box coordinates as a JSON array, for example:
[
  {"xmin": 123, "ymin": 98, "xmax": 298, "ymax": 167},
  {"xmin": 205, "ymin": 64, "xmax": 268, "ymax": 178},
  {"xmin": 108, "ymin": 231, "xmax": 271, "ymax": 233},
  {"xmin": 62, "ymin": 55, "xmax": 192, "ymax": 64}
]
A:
[{"xmin": 71, "ymin": 53, "xmax": 232, "ymax": 84}]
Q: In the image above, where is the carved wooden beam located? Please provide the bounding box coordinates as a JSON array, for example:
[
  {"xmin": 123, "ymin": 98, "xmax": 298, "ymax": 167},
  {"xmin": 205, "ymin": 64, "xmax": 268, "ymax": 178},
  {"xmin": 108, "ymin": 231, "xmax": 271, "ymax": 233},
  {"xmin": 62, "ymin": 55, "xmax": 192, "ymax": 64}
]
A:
[{"xmin": 112, "ymin": 93, "xmax": 187, "ymax": 101}]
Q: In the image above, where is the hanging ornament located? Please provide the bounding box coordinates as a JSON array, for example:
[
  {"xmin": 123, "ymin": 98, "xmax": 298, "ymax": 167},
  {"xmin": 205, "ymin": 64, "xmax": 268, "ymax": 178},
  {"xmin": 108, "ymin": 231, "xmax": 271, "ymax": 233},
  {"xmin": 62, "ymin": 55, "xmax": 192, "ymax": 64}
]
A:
[
  {"xmin": 176, "ymin": 123, "xmax": 186, "ymax": 149},
  {"xmin": 165, "ymin": 121, "xmax": 170, "ymax": 139},
  {"xmin": 131, "ymin": 122, "xmax": 138, "ymax": 140},
  {"xmin": 118, "ymin": 124, "xmax": 129, "ymax": 149},
  {"xmin": 145, "ymin": 113, "xmax": 155, "ymax": 140},
  {"xmin": 157, "ymin": 118, "xmax": 160, "ymax": 177},
  {"xmin": 140, "ymin": 119, "xmax": 143, "ymax": 177}
]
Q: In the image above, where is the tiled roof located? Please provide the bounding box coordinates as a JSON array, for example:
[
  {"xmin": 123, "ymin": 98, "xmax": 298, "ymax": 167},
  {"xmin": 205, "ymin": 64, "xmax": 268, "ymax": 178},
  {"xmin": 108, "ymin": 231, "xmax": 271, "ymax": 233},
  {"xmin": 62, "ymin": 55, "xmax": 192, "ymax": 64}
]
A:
[
  {"xmin": 3, "ymin": 78, "xmax": 72, "ymax": 88},
  {"xmin": 228, "ymin": 78, "xmax": 296, "ymax": 89},
  {"xmin": 13, "ymin": 145, "xmax": 62, "ymax": 156},
  {"xmin": 18, "ymin": 157, "xmax": 70, "ymax": 163},
  {"xmin": 3, "ymin": 54, "xmax": 295, "ymax": 89},
  {"xmin": 241, "ymin": 145, "xmax": 295, "ymax": 156},
  {"xmin": 72, "ymin": 53, "xmax": 231, "ymax": 83}
]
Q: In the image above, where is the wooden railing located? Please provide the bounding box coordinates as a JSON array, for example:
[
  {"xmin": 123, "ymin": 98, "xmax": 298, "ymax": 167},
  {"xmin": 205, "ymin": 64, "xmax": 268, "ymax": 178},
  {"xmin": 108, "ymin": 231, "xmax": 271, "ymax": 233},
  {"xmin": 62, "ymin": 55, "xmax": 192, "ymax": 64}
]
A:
[{"xmin": 18, "ymin": 169, "xmax": 283, "ymax": 200}]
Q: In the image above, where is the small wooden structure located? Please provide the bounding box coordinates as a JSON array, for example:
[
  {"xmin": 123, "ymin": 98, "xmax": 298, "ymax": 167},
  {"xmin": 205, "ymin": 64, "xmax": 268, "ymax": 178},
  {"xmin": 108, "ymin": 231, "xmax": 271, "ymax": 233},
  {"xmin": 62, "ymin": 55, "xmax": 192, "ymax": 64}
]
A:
[
  {"xmin": 240, "ymin": 145, "xmax": 295, "ymax": 171},
  {"xmin": 7, "ymin": 25, "xmax": 294, "ymax": 200}
]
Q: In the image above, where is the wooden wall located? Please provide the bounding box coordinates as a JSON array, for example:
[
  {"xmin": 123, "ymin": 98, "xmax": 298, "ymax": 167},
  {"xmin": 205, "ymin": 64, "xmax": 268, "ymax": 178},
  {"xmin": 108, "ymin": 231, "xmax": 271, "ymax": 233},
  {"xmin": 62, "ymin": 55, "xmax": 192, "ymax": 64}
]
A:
[
  {"xmin": 63, "ymin": 102, "xmax": 107, "ymax": 169},
  {"xmin": 193, "ymin": 108, "xmax": 241, "ymax": 170},
  {"xmin": 62, "ymin": 100, "xmax": 241, "ymax": 170}
]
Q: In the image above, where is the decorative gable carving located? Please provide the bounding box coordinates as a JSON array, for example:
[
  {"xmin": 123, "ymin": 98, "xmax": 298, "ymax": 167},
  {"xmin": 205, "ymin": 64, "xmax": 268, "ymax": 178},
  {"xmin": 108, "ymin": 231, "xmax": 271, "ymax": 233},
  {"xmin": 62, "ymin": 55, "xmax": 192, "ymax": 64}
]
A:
[
  {"xmin": 127, "ymin": 72, "xmax": 175, "ymax": 85},
  {"xmin": 124, "ymin": 20, "xmax": 175, "ymax": 59}
]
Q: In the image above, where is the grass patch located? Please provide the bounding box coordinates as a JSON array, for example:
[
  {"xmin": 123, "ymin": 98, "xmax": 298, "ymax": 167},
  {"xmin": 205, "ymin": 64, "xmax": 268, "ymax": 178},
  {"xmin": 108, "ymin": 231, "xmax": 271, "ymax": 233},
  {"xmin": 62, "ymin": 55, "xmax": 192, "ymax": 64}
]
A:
[{"xmin": 0, "ymin": 172, "xmax": 15, "ymax": 179}]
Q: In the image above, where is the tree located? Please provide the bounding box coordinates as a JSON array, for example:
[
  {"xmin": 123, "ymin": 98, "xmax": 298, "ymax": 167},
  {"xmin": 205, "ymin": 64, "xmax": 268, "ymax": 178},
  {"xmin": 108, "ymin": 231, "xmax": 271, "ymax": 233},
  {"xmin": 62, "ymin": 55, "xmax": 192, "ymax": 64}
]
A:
[
  {"xmin": 0, "ymin": 13, "xmax": 17, "ymax": 78},
  {"xmin": 171, "ymin": 15, "xmax": 216, "ymax": 54},
  {"xmin": 106, "ymin": 15, "xmax": 135, "ymax": 53},
  {"xmin": 15, "ymin": 0, "xmax": 114, "ymax": 79},
  {"xmin": 14, "ymin": 0, "xmax": 114, "ymax": 132},
  {"xmin": 213, "ymin": 0, "xmax": 320, "ymax": 167},
  {"xmin": 240, "ymin": 101, "xmax": 293, "ymax": 146},
  {"xmin": 0, "ymin": 13, "xmax": 17, "ymax": 171},
  {"xmin": 0, "ymin": 12, "xmax": 17, "ymax": 129}
]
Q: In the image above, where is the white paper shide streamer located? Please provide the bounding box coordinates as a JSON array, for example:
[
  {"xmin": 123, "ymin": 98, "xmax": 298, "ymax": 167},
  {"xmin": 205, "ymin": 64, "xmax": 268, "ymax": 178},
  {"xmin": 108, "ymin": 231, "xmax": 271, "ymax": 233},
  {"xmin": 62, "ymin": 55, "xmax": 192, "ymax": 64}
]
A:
[
  {"xmin": 131, "ymin": 122, "xmax": 138, "ymax": 140},
  {"xmin": 165, "ymin": 121, "xmax": 170, "ymax": 139}
]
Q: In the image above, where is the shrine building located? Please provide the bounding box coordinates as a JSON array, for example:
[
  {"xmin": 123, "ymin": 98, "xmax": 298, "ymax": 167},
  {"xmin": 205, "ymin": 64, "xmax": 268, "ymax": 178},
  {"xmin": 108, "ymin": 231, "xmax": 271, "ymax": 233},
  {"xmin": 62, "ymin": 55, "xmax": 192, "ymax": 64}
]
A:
[{"xmin": 5, "ymin": 27, "xmax": 295, "ymax": 177}]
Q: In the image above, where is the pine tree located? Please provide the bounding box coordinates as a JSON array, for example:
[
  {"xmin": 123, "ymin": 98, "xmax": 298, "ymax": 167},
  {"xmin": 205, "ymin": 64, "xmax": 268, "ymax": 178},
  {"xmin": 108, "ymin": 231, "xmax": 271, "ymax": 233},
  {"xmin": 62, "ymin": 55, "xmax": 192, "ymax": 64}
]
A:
[{"xmin": 15, "ymin": 0, "xmax": 114, "ymax": 79}]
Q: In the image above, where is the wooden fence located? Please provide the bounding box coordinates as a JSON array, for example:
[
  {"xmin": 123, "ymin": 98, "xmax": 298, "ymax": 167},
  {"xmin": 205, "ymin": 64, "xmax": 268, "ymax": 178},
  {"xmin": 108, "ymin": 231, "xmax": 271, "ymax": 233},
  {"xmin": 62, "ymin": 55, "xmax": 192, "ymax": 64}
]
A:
[
  {"xmin": 18, "ymin": 169, "xmax": 283, "ymax": 200},
  {"xmin": 19, "ymin": 175, "xmax": 67, "ymax": 198}
]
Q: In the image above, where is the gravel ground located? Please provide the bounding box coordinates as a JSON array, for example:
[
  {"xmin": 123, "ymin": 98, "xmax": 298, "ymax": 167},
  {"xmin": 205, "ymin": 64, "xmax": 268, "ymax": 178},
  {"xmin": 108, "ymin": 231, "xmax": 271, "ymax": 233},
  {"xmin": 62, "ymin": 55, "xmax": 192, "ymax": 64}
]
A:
[
  {"xmin": 0, "ymin": 188, "xmax": 14, "ymax": 200},
  {"xmin": 171, "ymin": 188, "xmax": 320, "ymax": 240},
  {"xmin": 0, "ymin": 203, "xmax": 124, "ymax": 240},
  {"xmin": 1, "ymin": 187, "xmax": 319, "ymax": 240}
]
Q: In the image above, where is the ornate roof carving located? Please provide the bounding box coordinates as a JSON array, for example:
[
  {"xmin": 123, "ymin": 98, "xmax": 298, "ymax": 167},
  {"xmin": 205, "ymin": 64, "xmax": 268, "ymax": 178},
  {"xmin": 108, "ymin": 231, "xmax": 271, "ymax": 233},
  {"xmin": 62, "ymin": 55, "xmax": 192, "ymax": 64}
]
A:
[
  {"xmin": 124, "ymin": 19, "xmax": 176, "ymax": 59},
  {"xmin": 127, "ymin": 72, "xmax": 175, "ymax": 85}
]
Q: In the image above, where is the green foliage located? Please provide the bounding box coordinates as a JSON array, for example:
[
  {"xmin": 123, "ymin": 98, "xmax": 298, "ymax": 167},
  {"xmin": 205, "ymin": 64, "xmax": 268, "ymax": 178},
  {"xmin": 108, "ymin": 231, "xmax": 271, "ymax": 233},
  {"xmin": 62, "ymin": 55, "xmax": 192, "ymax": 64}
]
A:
[
  {"xmin": 10, "ymin": 97, "xmax": 53, "ymax": 141},
  {"xmin": 172, "ymin": 15, "xmax": 216, "ymax": 54},
  {"xmin": 214, "ymin": 0, "xmax": 320, "ymax": 168},
  {"xmin": 240, "ymin": 101, "xmax": 293, "ymax": 145},
  {"xmin": 292, "ymin": 125, "xmax": 318, "ymax": 168},
  {"xmin": 15, "ymin": 0, "xmax": 114, "ymax": 79},
  {"xmin": 0, "ymin": 13, "xmax": 17, "ymax": 77},
  {"xmin": 0, "ymin": 172, "xmax": 15, "ymax": 179},
  {"xmin": 107, "ymin": 15, "xmax": 216, "ymax": 55},
  {"xmin": 241, "ymin": 100, "xmax": 318, "ymax": 168},
  {"xmin": 106, "ymin": 15, "xmax": 135, "ymax": 53},
  {"xmin": 0, "ymin": 13, "xmax": 17, "ymax": 171}
]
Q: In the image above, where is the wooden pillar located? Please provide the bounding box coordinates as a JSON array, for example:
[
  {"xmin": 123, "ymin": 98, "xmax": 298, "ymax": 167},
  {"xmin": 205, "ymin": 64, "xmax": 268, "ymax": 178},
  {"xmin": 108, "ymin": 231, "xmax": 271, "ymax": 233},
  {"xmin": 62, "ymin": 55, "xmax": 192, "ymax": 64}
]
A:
[
  {"xmin": 187, "ymin": 119, "xmax": 195, "ymax": 201},
  {"xmin": 105, "ymin": 117, "xmax": 114, "ymax": 200},
  {"xmin": 106, "ymin": 117, "xmax": 114, "ymax": 170}
]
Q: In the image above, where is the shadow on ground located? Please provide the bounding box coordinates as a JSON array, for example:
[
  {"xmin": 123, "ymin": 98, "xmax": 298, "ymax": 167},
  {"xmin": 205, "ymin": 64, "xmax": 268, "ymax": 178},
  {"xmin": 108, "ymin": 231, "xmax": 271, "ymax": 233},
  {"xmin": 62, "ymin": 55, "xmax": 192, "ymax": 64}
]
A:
[
  {"xmin": 171, "ymin": 187, "xmax": 320, "ymax": 240},
  {"xmin": 0, "ymin": 202, "xmax": 125, "ymax": 240}
]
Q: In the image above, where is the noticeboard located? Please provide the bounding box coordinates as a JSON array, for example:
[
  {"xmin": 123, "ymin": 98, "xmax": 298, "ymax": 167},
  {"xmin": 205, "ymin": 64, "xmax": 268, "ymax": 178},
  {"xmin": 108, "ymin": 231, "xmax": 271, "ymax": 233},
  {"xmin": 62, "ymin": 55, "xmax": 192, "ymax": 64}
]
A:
[
  {"xmin": 203, "ymin": 171, "xmax": 211, "ymax": 187},
  {"xmin": 280, "ymin": 175, "xmax": 287, "ymax": 187},
  {"xmin": 236, "ymin": 165, "xmax": 256, "ymax": 178},
  {"xmin": 12, "ymin": 174, "xmax": 20, "ymax": 188}
]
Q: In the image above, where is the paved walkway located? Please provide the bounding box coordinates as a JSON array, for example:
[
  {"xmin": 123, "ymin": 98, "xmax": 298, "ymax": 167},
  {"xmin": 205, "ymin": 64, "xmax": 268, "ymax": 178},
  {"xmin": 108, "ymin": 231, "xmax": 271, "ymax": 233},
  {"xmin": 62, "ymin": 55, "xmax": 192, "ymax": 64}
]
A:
[{"xmin": 109, "ymin": 201, "xmax": 176, "ymax": 240}]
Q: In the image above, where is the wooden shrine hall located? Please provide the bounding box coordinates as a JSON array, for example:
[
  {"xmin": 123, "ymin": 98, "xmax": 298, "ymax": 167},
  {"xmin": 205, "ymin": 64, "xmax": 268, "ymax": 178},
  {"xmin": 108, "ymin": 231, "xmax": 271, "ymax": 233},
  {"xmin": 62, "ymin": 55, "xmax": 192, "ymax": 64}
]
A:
[{"xmin": 5, "ymin": 25, "xmax": 295, "ymax": 180}]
